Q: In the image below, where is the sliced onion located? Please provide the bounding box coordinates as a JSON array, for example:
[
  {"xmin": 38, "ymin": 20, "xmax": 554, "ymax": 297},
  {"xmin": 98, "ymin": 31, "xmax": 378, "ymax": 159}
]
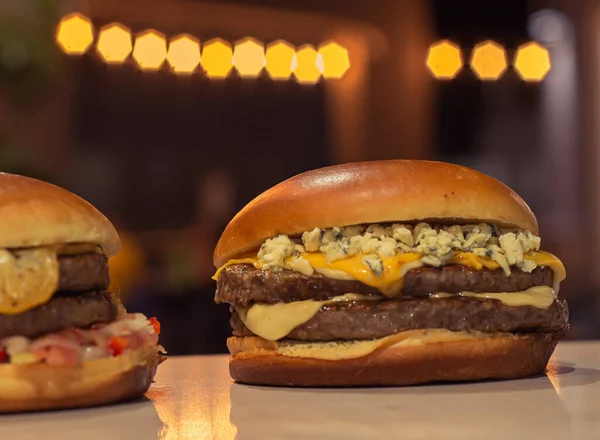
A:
[
  {"xmin": 4, "ymin": 336, "xmax": 31, "ymax": 355},
  {"xmin": 81, "ymin": 345, "xmax": 106, "ymax": 362}
]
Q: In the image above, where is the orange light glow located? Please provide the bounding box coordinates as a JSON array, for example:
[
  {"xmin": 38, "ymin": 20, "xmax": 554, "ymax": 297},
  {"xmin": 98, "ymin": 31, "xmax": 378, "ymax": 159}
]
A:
[
  {"xmin": 318, "ymin": 41, "xmax": 350, "ymax": 79},
  {"xmin": 470, "ymin": 40, "xmax": 507, "ymax": 80},
  {"xmin": 201, "ymin": 39, "xmax": 233, "ymax": 79},
  {"xmin": 514, "ymin": 42, "xmax": 551, "ymax": 82},
  {"xmin": 426, "ymin": 40, "xmax": 463, "ymax": 79},
  {"xmin": 293, "ymin": 45, "xmax": 321, "ymax": 84},
  {"xmin": 167, "ymin": 34, "xmax": 201, "ymax": 74},
  {"xmin": 133, "ymin": 30, "xmax": 167, "ymax": 70},
  {"xmin": 265, "ymin": 40, "xmax": 296, "ymax": 80},
  {"xmin": 55, "ymin": 13, "xmax": 94, "ymax": 55},
  {"xmin": 96, "ymin": 23, "xmax": 132, "ymax": 63},
  {"xmin": 233, "ymin": 38, "xmax": 265, "ymax": 77}
]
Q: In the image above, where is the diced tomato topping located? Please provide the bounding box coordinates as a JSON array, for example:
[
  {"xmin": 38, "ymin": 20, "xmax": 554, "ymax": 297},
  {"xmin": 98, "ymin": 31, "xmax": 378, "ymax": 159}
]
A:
[
  {"xmin": 0, "ymin": 349, "xmax": 7, "ymax": 363},
  {"xmin": 149, "ymin": 317, "xmax": 161, "ymax": 335},
  {"xmin": 109, "ymin": 336, "xmax": 128, "ymax": 356}
]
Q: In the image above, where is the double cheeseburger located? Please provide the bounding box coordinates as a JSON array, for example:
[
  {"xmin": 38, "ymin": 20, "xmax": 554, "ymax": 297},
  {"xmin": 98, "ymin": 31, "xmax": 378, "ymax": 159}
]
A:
[
  {"xmin": 213, "ymin": 160, "xmax": 568, "ymax": 386},
  {"xmin": 0, "ymin": 173, "xmax": 163, "ymax": 412}
]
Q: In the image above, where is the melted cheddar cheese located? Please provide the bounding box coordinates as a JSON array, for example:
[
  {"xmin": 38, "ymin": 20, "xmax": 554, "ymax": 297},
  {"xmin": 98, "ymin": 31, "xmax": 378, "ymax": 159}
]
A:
[{"xmin": 213, "ymin": 250, "xmax": 566, "ymax": 296}]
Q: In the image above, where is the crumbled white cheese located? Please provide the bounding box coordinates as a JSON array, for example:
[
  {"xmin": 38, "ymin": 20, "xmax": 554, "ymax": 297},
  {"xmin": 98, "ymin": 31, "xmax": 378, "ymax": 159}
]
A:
[
  {"xmin": 321, "ymin": 242, "xmax": 347, "ymax": 263},
  {"xmin": 342, "ymin": 225, "xmax": 365, "ymax": 238},
  {"xmin": 392, "ymin": 224, "xmax": 414, "ymax": 247},
  {"xmin": 257, "ymin": 235, "xmax": 296, "ymax": 270},
  {"xmin": 363, "ymin": 254, "xmax": 384, "ymax": 277},
  {"xmin": 487, "ymin": 244, "xmax": 511, "ymax": 276},
  {"xmin": 462, "ymin": 224, "xmax": 492, "ymax": 250},
  {"xmin": 499, "ymin": 233, "xmax": 523, "ymax": 265},
  {"xmin": 366, "ymin": 224, "xmax": 392, "ymax": 238},
  {"xmin": 288, "ymin": 256, "xmax": 315, "ymax": 276},
  {"xmin": 255, "ymin": 221, "xmax": 543, "ymax": 276},
  {"xmin": 413, "ymin": 222, "xmax": 436, "ymax": 245},
  {"xmin": 294, "ymin": 244, "xmax": 306, "ymax": 254},
  {"xmin": 301, "ymin": 228, "xmax": 321, "ymax": 252},
  {"xmin": 376, "ymin": 237, "xmax": 397, "ymax": 258},
  {"xmin": 517, "ymin": 259, "xmax": 536, "ymax": 273},
  {"xmin": 322, "ymin": 227, "xmax": 342, "ymax": 245},
  {"xmin": 360, "ymin": 236, "xmax": 380, "ymax": 255}
]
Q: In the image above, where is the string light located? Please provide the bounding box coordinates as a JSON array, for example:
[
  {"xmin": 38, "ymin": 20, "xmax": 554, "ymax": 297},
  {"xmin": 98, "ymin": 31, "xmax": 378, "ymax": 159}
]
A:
[
  {"xmin": 56, "ymin": 13, "xmax": 94, "ymax": 55},
  {"xmin": 318, "ymin": 41, "xmax": 350, "ymax": 79},
  {"xmin": 96, "ymin": 23, "xmax": 132, "ymax": 64},
  {"xmin": 201, "ymin": 39, "xmax": 233, "ymax": 79},
  {"xmin": 470, "ymin": 40, "xmax": 507, "ymax": 80},
  {"xmin": 426, "ymin": 40, "xmax": 463, "ymax": 79},
  {"xmin": 293, "ymin": 45, "xmax": 321, "ymax": 84},
  {"xmin": 133, "ymin": 30, "xmax": 167, "ymax": 70},
  {"xmin": 233, "ymin": 38, "xmax": 265, "ymax": 77},
  {"xmin": 167, "ymin": 34, "xmax": 201, "ymax": 74},
  {"xmin": 265, "ymin": 40, "xmax": 296, "ymax": 80},
  {"xmin": 514, "ymin": 42, "xmax": 551, "ymax": 81},
  {"xmin": 55, "ymin": 14, "xmax": 354, "ymax": 81}
]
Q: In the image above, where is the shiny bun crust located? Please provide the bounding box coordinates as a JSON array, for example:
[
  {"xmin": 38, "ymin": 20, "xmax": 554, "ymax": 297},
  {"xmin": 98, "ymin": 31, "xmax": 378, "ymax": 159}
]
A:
[
  {"xmin": 0, "ymin": 173, "xmax": 120, "ymax": 256},
  {"xmin": 227, "ymin": 332, "xmax": 560, "ymax": 387},
  {"xmin": 214, "ymin": 160, "xmax": 538, "ymax": 267},
  {"xmin": 0, "ymin": 346, "xmax": 162, "ymax": 413}
]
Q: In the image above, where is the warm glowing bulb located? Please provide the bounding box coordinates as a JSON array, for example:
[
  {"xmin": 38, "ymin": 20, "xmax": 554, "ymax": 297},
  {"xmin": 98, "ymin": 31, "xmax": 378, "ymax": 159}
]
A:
[
  {"xmin": 56, "ymin": 13, "xmax": 94, "ymax": 55},
  {"xmin": 201, "ymin": 39, "xmax": 233, "ymax": 79},
  {"xmin": 265, "ymin": 40, "xmax": 296, "ymax": 80},
  {"xmin": 318, "ymin": 41, "xmax": 350, "ymax": 79},
  {"xmin": 426, "ymin": 40, "xmax": 463, "ymax": 79},
  {"xmin": 233, "ymin": 38, "xmax": 265, "ymax": 77},
  {"xmin": 133, "ymin": 30, "xmax": 167, "ymax": 70},
  {"xmin": 514, "ymin": 42, "xmax": 551, "ymax": 82},
  {"xmin": 293, "ymin": 45, "xmax": 321, "ymax": 84},
  {"xmin": 96, "ymin": 23, "xmax": 132, "ymax": 63},
  {"xmin": 470, "ymin": 40, "xmax": 507, "ymax": 80},
  {"xmin": 167, "ymin": 34, "xmax": 201, "ymax": 74}
]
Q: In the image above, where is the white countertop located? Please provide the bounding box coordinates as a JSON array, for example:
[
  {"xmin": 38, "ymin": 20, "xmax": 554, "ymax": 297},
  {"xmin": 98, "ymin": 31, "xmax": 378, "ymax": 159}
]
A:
[{"xmin": 4, "ymin": 341, "xmax": 600, "ymax": 439}]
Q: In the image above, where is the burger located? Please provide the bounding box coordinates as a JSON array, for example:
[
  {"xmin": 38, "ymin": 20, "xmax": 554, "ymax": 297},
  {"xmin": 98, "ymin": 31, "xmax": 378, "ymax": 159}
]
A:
[
  {"xmin": 0, "ymin": 173, "xmax": 163, "ymax": 411},
  {"xmin": 213, "ymin": 160, "xmax": 568, "ymax": 386}
]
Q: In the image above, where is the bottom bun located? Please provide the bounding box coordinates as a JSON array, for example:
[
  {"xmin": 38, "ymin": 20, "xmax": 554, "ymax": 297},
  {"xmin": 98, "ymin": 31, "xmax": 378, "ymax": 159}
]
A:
[
  {"xmin": 0, "ymin": 346, "xmax": 163, "ymax": 413},
  {"xmin": 228, "ymin": 330, "xmax": 562, "ymax": 387}
]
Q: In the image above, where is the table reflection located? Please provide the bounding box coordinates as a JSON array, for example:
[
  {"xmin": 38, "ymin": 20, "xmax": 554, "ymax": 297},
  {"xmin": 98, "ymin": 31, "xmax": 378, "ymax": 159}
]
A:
[
  {"xmin": 228, "ymin": 365, "xmax": 591, "ymax": 440},
  {"xmin": 1, "ymin": 398, "xmax": 164, "ymax": 440}
]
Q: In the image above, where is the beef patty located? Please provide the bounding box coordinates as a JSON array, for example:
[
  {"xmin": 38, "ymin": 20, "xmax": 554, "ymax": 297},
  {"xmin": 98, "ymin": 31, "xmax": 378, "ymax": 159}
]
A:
[
  {"xmin": 231, "ymin": 297, "xmax": 569, "ymax": 341},
  {"xmin": 216, "ymin": 263, "xmax": 553, "ymax": 307},
  {"xmin": 0, "ymin": 290, "xmax": 118, "ymax": 339},
  {"xmin": 58, "ymin": 252, "xmax": 110, "ymax": 292}
]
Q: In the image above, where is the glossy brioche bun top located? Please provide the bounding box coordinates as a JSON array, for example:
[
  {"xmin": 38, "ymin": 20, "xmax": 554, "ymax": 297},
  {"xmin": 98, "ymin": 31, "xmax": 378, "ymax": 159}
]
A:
[
  {"xmin": 213, "ymin": 160, "xmax": 538, "ymax": 267},
  {"xmin": 0, "ymin": 173, "xmax": 120, "ymax": 257}
]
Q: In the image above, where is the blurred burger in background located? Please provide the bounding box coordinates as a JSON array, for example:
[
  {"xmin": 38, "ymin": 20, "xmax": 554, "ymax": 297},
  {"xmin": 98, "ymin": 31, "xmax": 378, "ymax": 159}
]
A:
[
  {"xmin": 0, "ymin": 173, "xmax": 164, "ymax": 412},
  {"xmin": 213, "ymin": 160, "xmax": 568, "ymax": 387}
]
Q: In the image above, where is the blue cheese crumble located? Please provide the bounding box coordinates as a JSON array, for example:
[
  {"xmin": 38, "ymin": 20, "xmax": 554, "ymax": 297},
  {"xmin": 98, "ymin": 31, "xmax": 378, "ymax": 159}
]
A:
[{"xmin": 256, "ymin": 222, "xmax": 542, "ymax": 276}]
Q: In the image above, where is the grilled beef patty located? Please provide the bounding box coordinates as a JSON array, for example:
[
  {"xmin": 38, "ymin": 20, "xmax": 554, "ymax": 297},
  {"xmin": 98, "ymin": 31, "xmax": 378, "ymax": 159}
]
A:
[
  {"xmin": 58, "ymin": 252, "xmax": 110, "ymax": 292},
  {"xmin": 216, "ymin": 263, "xmax": 554, "ymax": 307},
  {"xmin": 231, "ymin": 297, "xmax": 569, "ymax": 341},
  {"xmin": 0, "ymin": 291, "xmax": 118, "ymax": 339}
]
